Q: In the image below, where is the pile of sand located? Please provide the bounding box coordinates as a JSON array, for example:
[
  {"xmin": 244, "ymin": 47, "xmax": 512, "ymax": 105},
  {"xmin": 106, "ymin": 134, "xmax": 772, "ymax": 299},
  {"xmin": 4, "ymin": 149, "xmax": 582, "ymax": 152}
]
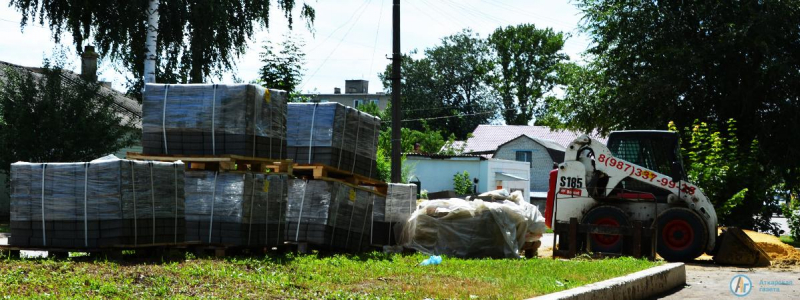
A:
[{"xmin": 743, "ymin": 230, "xmax": 800, "ymax": 266}]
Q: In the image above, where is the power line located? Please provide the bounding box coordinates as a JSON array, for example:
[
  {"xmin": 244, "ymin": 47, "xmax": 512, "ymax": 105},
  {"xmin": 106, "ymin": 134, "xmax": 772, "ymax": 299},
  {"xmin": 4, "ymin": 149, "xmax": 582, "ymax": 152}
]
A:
[
  {"xmin": 299, "ymin": 0, "xmax": 374, "ymax": 91},
  {"xmin": 304, "ymin": 0, "xmax": 372, "ymax": 54},
  {"xmin": 405, "ymin": 0, "xmax": 454, "ymax": 30},
  {"xmin": 417, "ymin": 0, "xmax": 473, "ymax": 30},
  {"xmin": 480, "ymin": 0, "xmax": 576, "ymax": 28},
  {"xmin": 382, "ymin": 107, "xmax": 520, "ymax": 123},
  {"xmin": 0, "ymin": 17, "xmax": 49, "ymax": 29},
  {"xmin": 438, "ymin": 0, "xmax": 500, "ymax": 30},
  {"xmin": 367, "ymin": 0, "xmax": 386, "ymax": 79}
]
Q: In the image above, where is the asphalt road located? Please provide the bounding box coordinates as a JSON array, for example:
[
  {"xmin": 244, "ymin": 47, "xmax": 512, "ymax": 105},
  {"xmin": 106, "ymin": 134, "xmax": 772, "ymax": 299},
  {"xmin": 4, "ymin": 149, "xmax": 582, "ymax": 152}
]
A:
[{"xmin": 655, "ymin": 263, "xmax": 800, "ymax": 300}]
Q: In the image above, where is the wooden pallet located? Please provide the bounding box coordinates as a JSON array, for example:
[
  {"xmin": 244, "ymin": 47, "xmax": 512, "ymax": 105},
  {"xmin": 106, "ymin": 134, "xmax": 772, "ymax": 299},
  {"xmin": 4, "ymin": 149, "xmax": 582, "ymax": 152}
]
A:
[
  {"xmin": 292, "ymin": 163, "xmax": 386, "ymax": 193},
  {"xmin": 127, "ymin": 152, "xmax": 293, "ymax": 173},
  {"xmin": 0, "ymin": 242, "xmax": 200, "ymax": 259},
  {"xmin": 551, "ymin": 217, "xmax": 656, "ymax": 260},
  {"xmin": 187, "ymin": 244, "xmax": 285, "ymax": 257}
]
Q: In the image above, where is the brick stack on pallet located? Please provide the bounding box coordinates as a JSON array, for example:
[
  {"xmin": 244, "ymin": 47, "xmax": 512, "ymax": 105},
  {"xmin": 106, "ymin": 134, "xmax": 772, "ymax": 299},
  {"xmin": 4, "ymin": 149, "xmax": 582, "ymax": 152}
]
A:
[
  {"xmin": 287, "ymin": 103, "xmax": 380, "ymax": 179},
  {"xmin": 137, "ymin": 83, "xmax": 292, "ymax": 251},
  {"xmin": 371, "ymin": 183, "xmax": 417, "ymax": 247},
  {"xmin": 285, "ymin": 179, "xmax": 379, "ymax": 252},
  {"xmin": 184, "ymin": 171, "xmax": 288, "ymax": 247},
  {"xmin": 142, "ymin": 84, "xmax": 287, "ymax": 158},
  {"xmin": 9, "ymin": 156, "xmax": 185, "ymax": 249}
]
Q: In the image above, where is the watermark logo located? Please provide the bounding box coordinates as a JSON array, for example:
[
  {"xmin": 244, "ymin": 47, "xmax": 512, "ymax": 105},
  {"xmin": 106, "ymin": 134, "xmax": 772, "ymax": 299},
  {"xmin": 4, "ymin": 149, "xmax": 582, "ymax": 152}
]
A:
[{"xmin": 730, "ymin": 274, "xmax": 753, "ymax": 297}]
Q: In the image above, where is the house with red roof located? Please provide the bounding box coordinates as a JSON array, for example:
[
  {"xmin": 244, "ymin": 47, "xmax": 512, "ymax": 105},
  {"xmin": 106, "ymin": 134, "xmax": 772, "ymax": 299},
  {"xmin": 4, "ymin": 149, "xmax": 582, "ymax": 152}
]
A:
[{"xmin": 463, "ymin": 125, "xmax": 605, "ymax": 202}]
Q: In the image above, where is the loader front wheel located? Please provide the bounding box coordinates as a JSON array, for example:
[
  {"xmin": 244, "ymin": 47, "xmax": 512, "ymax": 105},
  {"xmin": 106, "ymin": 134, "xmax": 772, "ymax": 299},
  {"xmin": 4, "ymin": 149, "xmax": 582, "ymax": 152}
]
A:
[
  {"xmin": 582, "ymin": 206, "xmax": 629, "ymax": 253},
  {"xmin": 656, "ymin": 208, "xmax": 707, "ymax": 262}
]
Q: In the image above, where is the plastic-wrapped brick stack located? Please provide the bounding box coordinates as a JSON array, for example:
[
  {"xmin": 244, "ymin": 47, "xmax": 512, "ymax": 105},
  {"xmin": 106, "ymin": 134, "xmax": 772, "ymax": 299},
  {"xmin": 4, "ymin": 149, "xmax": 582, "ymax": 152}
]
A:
[
  {"xmin": 286, "ymin": 103, "xmax": 380, "ymax": 179},
  {"xmin": 142, "ymin": 84, "xmax": 287, "ymax": 158},
  {"xmin": 371, "ymin": 183, "xmax": 416, "ymax": 246},
  {"xmin": 184, "ymin": 171, "xmax": 287, "ymax": 246},
  {"xmin": 9, "ymin": 156, "xmax": 185, "ymax": 248},
  {"xmin": 285, "ymin": 179, "xmax": 376, "ymax": 252}
]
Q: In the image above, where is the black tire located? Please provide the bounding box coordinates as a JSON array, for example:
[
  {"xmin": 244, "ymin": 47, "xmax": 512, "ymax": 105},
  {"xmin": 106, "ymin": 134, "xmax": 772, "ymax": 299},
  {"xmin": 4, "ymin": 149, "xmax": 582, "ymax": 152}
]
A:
[
  {"xmin": 656, "ymin": 207, "xmax": 708, "ymax": 262},
  {"xmin": 582, "ymin": 206, "xmax": 629, "ymax": 253}
]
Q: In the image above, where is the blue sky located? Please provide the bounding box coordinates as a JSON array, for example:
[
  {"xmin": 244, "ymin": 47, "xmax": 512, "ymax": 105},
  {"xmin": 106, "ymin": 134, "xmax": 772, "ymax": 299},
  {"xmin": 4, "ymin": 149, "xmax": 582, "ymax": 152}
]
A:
[{"xmin": 0, "ymin": 0, "xmax": 590, "ymax": 93}]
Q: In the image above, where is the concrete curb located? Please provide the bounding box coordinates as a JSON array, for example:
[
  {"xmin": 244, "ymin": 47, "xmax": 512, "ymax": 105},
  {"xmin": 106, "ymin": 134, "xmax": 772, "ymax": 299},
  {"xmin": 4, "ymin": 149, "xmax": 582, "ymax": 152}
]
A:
[{"xmin": 528, "ymin": 262, "xmax": 686, "ymax": 300}]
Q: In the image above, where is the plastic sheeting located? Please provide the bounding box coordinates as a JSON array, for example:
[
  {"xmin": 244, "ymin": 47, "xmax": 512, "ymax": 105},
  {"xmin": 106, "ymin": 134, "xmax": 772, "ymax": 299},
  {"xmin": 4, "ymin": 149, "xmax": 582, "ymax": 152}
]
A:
[
  {"xmin": 400, "ymin": 190, "xmax": 547, "ymax": 258},
  {"xmin": 285, "ymin": 179, "xmax": 375, "ymax": 251},
  {"xmin": 142, "ymin": 83, "xmax": 287, "ymax": 157},
  {"xmin": 286, "ymin": 103, "xmax": 380, "ymax": 178},
  {"xmin": 184, "ymin": 171, "xmax": 287, "ymax": 246},
  {"xmin": 9, "ymin": 155, "xmax": 185, "ymax": 248}
]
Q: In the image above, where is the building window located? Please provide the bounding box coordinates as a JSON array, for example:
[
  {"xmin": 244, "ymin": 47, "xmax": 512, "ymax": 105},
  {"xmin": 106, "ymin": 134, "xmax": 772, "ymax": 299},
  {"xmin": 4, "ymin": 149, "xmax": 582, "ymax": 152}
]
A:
[
  {"xmin": 370, "ymin": 99, "xmax": 379, "ymax": 105},
  {"xmin": 353, "ymin": 99, "xmax": 364, "ymax": 107},
  {"xmin": 516, "ymin": 151, "xmax": 533, "ymax": 167}
]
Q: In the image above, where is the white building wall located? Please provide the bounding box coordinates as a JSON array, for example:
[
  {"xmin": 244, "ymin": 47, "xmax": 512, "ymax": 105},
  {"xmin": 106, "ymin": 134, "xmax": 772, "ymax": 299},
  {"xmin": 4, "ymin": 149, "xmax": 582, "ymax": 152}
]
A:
[
  {"xmin": 406, "ymin": 156, "xmax": 530, "ymax": 201},
  {"xmin": 483, "ymin": 159, "xmax": 531, "ymax": 201},
  {"xmin": 406, "ymin": 157, "xmax": 482, "ymax": 194},
  {"xmin": 495, "ymin": 138, "xmax": 557, "ymax": 193}
]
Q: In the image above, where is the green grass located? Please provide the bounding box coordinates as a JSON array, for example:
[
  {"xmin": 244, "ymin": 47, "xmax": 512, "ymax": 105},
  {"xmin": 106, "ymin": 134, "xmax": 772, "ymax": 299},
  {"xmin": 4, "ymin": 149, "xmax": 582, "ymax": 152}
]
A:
[
  {"xmin": 0, "ymin": 252, "xmax": 660, "ymax": 299},
  {"xmin": 780, "ymin": 235, "xmax": 800, "ymax": 248}
]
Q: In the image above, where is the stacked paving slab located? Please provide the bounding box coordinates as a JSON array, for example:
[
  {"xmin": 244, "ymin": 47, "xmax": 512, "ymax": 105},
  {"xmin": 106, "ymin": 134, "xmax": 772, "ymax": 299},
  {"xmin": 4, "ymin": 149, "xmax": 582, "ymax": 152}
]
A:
[
  {"xmin": 287, "ymin": 103, "xmax": 381, "ymax": 179},
  {"xmin": 184, "ymin": 171, "xmax": 288, "ymax": 247},
  {"xmin": 371, "ymin": 183, "xmax": 417, "ymax": 246},
  {"xmin": 142, "ymin": 84, "xmax": 287, "ymax": 158},
  {"xmin": 285, "ymin": 179, "xmax": 380, "ymax": 251},
  {"xmin": 9, "ymin": 156, "xmax": 185, "ymax": 248}
]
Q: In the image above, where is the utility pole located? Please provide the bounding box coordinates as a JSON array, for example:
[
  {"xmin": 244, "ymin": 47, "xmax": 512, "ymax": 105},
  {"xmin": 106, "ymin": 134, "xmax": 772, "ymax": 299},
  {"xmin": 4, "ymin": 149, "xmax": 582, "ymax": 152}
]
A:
[{"xmin": 390, "ymin": 0, "xmax": 402, "ymax": 183}]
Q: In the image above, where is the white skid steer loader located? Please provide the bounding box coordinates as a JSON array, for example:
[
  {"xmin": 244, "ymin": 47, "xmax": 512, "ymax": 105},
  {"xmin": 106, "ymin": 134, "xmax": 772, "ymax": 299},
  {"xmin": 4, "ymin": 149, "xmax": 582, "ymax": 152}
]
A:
[{"xmin": 544, "ymin": 131, "xmax": 770, "ymax": 265}]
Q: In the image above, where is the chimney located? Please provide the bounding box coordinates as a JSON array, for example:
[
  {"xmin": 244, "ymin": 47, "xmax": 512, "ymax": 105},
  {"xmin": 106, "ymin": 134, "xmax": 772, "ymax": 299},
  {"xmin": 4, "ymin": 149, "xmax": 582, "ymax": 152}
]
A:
[
  {"xmin": 81, "ymin": 45, "xmax": 99, "ymax": 82},
  {"xmin": 334, "ymin": 87, "xmax": 341, "ymax": 94}
]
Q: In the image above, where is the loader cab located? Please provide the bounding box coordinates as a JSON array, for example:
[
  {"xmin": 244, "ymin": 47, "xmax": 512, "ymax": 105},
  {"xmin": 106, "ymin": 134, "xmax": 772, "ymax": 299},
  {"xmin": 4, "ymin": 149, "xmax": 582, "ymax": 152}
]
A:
[{"xmin": 606, "ymin": 131, "xmax": 686, "ymax": 200}]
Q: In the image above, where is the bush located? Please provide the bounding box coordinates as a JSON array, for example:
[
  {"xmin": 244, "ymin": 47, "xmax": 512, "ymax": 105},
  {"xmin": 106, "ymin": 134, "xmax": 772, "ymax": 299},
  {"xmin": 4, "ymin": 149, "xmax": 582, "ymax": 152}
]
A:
[
  {"xmin": 0, "ymin": 60, "xmax": 138, "ymax": 172},
  {"xmin": 669, "ymin": 119, "xmax": 781, "ymax": 232},
  {"xmin": 453, "ymin": 171, "xmax": 473, "ymax": 195},
  {"xmin": 784, "ymin": 197, "xmax": 800, "ymax": 241}
]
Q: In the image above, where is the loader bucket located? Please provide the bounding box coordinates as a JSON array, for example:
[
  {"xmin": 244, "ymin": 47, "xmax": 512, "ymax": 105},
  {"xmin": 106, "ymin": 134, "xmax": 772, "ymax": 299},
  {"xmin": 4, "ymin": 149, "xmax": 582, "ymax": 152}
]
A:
[{"xmin": 713, "ymin": 227, "xmax": 771, "ymax": 267}]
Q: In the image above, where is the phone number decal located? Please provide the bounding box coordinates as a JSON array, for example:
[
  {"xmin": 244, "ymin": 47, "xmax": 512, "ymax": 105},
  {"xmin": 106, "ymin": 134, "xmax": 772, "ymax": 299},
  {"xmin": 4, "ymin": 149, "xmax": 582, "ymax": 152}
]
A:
[{"xmin": 597, "ymin": 154, "xmax": 696, "ymax": 195}]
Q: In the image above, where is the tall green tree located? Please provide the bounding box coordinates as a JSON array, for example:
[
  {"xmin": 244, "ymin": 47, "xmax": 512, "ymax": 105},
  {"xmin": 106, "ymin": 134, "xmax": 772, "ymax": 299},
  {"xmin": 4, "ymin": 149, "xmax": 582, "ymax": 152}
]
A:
[
  {"xmin": 10, "ymin": 0, "xmax": 315, "ymax": 91},
  {"xmin": 381, "ymin": 30, "xmax": 497, "ymax": 139},
  {"xmin": 258, "ymin": 35, "xmax": 306, "ymax": 93},
  {"xmin": 487, "ymin": 24, "xmax": 568, "ymax": 125},
  {"xmin": 0, "ymin": 60, "xmax": 138, "ymax": 172},
  {"xmin": 565, "ymin": 0, "xmax": 800, "ymax": 194}
]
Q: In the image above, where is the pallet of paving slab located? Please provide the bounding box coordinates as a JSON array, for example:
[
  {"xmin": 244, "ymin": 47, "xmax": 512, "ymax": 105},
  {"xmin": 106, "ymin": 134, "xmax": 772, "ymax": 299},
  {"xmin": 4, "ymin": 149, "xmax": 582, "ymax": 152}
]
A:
[{"xmin": 127, "ymin": 152, "xmax": 294, "ymax": 173}]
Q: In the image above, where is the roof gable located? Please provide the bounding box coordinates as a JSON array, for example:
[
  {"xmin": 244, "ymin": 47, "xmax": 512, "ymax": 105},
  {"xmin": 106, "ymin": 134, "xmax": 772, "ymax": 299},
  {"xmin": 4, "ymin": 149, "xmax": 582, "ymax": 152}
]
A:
[{"xmin": 463, "ymin": 125, "xmax": 607, "ymax": 153}]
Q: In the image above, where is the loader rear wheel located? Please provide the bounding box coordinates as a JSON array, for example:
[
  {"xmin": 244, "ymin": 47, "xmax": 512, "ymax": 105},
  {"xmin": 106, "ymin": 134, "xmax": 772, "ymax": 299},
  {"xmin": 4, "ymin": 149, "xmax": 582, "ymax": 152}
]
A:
[
  {"xmin": 582, "ymin": 206, "xmax": 629, "ymax": 253},
  {"xmin": 656, "ymin": 208, "xmax": 707, "ymax": 262}
]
